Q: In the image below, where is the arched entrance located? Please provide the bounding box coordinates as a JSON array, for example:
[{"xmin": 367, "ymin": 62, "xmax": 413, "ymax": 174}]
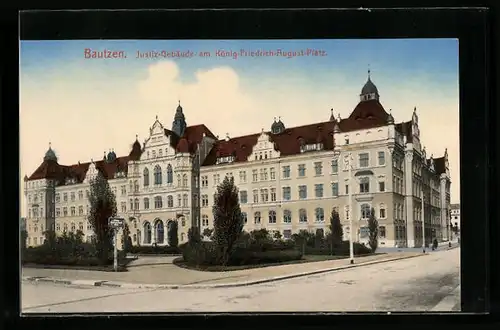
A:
[
  {"xmin": 143, "ymin": 222, "xmax": 152, "ymax": 244},
  {"xmin": 155, "ymin": 219, "xmax": 165, "ymax": 244}
]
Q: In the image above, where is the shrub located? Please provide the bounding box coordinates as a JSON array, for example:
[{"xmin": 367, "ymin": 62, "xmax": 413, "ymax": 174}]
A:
[
  {"xmin": 128, "ymin": 245, "xmax": 181, "ymax": 255},
  {"xmin": 368, "ymin": 207, "xmax": 379, "ymax": 252},
  {"xmin": 304, "ymin": 241, "xmax": 372, "ymax": 256},
  {"xmin": 167, "ymin": 221, "xmax": 179, "ymax": 248}
]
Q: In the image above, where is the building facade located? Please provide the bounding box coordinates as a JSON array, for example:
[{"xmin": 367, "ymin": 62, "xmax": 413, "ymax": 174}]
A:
[
  {"xmin": 450, "ymin": 203, "xmax": 460, "ymax": 231},
  {"xmin": 23, "ymin": 74, "xmax": 452, "ymax": 248}
]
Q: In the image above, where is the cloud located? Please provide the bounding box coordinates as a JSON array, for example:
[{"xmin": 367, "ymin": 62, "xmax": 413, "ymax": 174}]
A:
[{"xmin": 20, "ymin": 59, "xmax": 460, "ymax": 217}]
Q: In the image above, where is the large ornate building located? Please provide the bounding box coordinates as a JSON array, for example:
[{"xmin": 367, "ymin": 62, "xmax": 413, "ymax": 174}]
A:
[{"xmin": 23, "ymin": 73, "xmax": 452, "ymax": 248}]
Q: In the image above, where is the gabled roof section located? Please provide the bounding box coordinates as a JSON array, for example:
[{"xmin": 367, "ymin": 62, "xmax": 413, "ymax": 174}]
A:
[
  {"xmin": 202, "ymin": 121, "xmax": 335, "ymax": 166},
  {"xmin": 433, "ymin": 156, "xmax": 446, "ymax": 175},
  {"xmin": 27, "ymin": 139, "xmax": 138, "ymax": 184},
  {"xmin": 164, "ymin": 124, "xmax": 217, "ymax": 154},
  {"xmin": 339, "ymin": 99, "xmax": 389, "ymax": 132}
]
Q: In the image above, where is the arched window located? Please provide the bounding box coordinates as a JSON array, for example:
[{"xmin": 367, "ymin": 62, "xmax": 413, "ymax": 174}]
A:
[
  {"xmin": 143, "ymin": 197, "xmax": 150, "ymax": 210},
  {"xmin": 166, "ymin": 164, "xmax": 173, "ymax": 184},
  {"xmin": 134, "ymin": 198, "xmax": 139, "ymax": 210},
  {"xmin": 71, "ymin": 222, "xmax": 76, "ymax": 232},
  {"xmin": 379, "ymin": 203, "xmax": 386, "ymax": 219},
  {"xmin": 182, "ymin": 174, "xmax": 188, "ymax": 187},
  {"xmin": 315, "ymin": 208, "xmax": 324, "ymax": 222},
  {"xmin": 182, "ymin": 194, "xmax": 188, "ymax": 207},
  {"xmin": 154, "ymin": 165, "xmax": 162, "ymax": 185},
  {"xmin": 167, "ymin": 195, "xmax": 174, "ymax": 207},
  {"xmin": 155, "ymin": 219, "xmax": 164, "ymax": 244},
  {"xmin": 144, "ymin": 222, "xmax": 152, "ymax": 244},
  {"xmin": 143, "ymin": 168, "xmax": 150, "ymax": 186},
  {"xmin": 63, "ymin": 223, "xmax": 68, "ymax": 232},
  {"xmin": 268, "ymin": 210, "xmax": 277, "ymax": 223},
  {"xmin": 241, "ymin": 212, "xmax": 248, "ymax": 224},
  {"xmin": 177, "ymin": 174, "xmax": 181, "ymax": 187},
  {"xmin": 254, "ymin": 211, "xmax": 261, "ymax": 224},
  {"xmin": 299, "ymin": 209, "xmax": 308, "ymax": 223},
  {"xmin": 361, "ymin": 203, "xmax": 371, "ymax": 220}
]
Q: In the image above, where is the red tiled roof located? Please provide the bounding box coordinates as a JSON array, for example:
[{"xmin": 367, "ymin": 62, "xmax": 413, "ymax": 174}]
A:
[{"xmin": 202, "ymin": 100, "xmax": 393, "ymax": 166}]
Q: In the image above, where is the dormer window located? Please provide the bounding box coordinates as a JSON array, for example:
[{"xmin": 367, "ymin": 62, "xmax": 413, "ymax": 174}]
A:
[
  {"xmin": 345, "ymin": 139, "xmax": 350, "ymax": 145},
  {"xmin": 216, "ymin": 156, "xmax": 235, "ymax": 165},
  {"xmin": 300, "ymin": 143, "xmax": 324, "ymax": 153}
]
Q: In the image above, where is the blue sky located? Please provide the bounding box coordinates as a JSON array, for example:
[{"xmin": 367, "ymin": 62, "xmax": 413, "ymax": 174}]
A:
[{"xmin": 20, "ymin": 39, "xmax": 460, "ymax": 211}]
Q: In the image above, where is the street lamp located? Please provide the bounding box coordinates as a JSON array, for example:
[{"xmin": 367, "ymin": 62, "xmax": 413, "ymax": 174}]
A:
[{"xmin": 334, "ymin": 150, "xmax": 354, "ymax": 264}]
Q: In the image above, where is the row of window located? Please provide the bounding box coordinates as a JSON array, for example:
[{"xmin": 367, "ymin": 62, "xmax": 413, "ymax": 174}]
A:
[
  {"xmin": 142, "ymin": 165, "xmax": 189, "ymax": 187},
  {"xmin": 128, "ymin": 194, "xmax": 192, "ymax": 211}
]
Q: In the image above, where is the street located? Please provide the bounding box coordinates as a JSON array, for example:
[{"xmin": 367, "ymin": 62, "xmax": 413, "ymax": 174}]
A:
[{"xmin": 22, "ymin": 248, "xmax": 460, "ymax": 313}]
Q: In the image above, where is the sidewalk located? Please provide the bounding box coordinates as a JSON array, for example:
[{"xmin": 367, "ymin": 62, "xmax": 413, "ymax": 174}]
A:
[{"xmin": 22, "ymin": 251, "xmax": 425, "ymax": 289}]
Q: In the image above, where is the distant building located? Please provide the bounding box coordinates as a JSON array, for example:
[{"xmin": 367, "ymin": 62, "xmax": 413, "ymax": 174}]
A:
[{"xmin": 450, "ymin": 203, "xmax": 460, "ymax": 232}]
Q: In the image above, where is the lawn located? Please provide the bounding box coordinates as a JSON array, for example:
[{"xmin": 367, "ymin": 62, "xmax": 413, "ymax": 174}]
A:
[{"xmin": 173, "ymin": 254, "xmax": 348, "ymax": 272}]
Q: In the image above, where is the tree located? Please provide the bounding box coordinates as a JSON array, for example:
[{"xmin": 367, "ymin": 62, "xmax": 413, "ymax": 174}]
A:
[
  {"xmin": 329, "ymin": 208, "xmax": 343, "ymax": 247},
  {"xmin": 292, "ymin": 230, "xmax": 313, "ymax": 255},
  {"xmin": 212, "ymin": 176, "xmax": 243, "ymax": 266},
  {"xmin": 202, "ymin": 228, "xmax": 214, "ymax": 240},
  {"xmin": 273, "ymin": 230, "xmax": 283, "ymax": 240},
  {"xmin": 187, "ymin": 226, "xmax": 201, "ymax": 245},
  {"xmin": 20, "ymin": 230, "xmax": 28, "ymax": 252},
  {"xmin": 167, "ymin": 221, "xmax": 179, "ymax": 247},
  {"xmin": 367, "ymin": 207, "xmax": 379, "ymax": 252},
  {"xmin": 87, "ymin": 171, "xmax": 117, "ymax": 263}
]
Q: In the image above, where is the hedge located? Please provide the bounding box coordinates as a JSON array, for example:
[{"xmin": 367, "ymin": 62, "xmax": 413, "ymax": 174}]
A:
[
  {"xmin": 128, "ymin": 245, "xmax": 181, "ymax": 255},
  {"xmin": 304, "ymin": 242, "xmax": 372, "ymax": 256},
  {"xmin": 181, "ymin": 241, "xmax": 302, "ymax": 266}
]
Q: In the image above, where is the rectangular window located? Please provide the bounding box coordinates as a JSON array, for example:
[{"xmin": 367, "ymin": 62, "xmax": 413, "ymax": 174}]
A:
[
  {"xmin": 282, "ymin": 166, "xmax": 291, "ymax": 178},
  {"xmin": 239, "ymin": 171, "xmax": 246, "ymax": 183},
  {"xmin": 380, "ymin": 208, "xmax": 386, "ymax": 219},
  {"xmin": 63, "ymin": 193, "xmax": 68, "ymax": 202},
  {"xmin": 252, "ymin": 170, "xmax": 258, "ymax": 182},
  {"xmin": 359, "ymin": 153, "xmax": 369, "ymax": 168},
  {"xmin": 70, "ymin": 207, "xmax": 76, "ymax": 216},
  {"xmin": 379, "ymin": 226, "xmax": 386, "ymax": 238},
  {"xmin": 78, "ymin": 206, "xmax": 83, "ymax": 216},
  {"xmin": 314, "ymin": 162, "xmax": 323, "ymax": 176},
  {"xmin": 270, "ymin": 188, "xmax": 277, "ymax": 202},
  {"xmin": 345, "ymin": 184, "xmax": 349, "ymax": 195},
  {"xmin": 240, "ymin": 191, "xmax": 248, "ymax": 204},
  {"xmin": 298, "ymin": 185, "xmax": 307, "ymax": 199},
  {"xmin": 70, "ymin": 192, "xmax": 75, "ymax": 202},
  {"xmin": 378, "ymin": 151, "xmax": 386, "ymax": 165},
  {"xmin": 379, "ymin": 181, "xmax": 386, "ymax": 192},
  {"xmin": 283, "ymin": 230, "xmax": 292, "ymax": 239},
  {"xmin": 55, "ymin": 193, "xmax": 60, "ymax": 203},
  {"xmin": 360, "ymin": 178, "xmax": 370, "ymax": 193},
  {"xmin": 270, "ymin": 167, "xmax": 276, "ymax": 180},
  {"xmin": 260, "ymin": 189, "xmax": 269, "ymax": 202},
  {"xmin": 332, "ymin": 182, "xmax": 339, "ymax": 196},
  {"xmin": 56, "ymin": 208, "xmax": 60, "ymax": 217},
  {"xmin": 282, "ymin": 187, "xmax": 291, "ymax": 201},
  {"xmin": 331, "ymin": 159, "xmax": 338, "ymax": 174},
  {"xmin": 253, "ymin": 190, "xmax": 259, "ymax": 203},
  {"xmin": 121, "ymin": 202, "xmax": 127, "ymax": 213},
  {"xmin": 298, "ymin": 164, "xmax": 306, "ymax": 177},
  {"xmin": 314, "ymin": 184, "xmax": 323, "ymax": 198},
  {"xmin": 201, "ymin": 176, "xmax": 208, "ymax": 188},
  {"xmin": 202, "ymin": 194, "xmax": 209, "ymax": 207}
]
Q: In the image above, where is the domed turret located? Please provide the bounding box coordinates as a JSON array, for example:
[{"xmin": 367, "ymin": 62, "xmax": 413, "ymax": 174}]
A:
[
  {"xmin": 333, "ymin": 121, "xmax": 341, "ymax": 134},
  {"xmin": 360, "ymin": 69, "xmax": 380, "ymax": 102},
  {"xmin": 172, "ymin": 100, "xmax": 187, "ymax": 137},
  {"xmin": 44, "ymin": 142, "xmax": 58, "ymax": 162},
  {"xmin": 106, "ymin": 149, "xmax": 117, "ymax": 163}
]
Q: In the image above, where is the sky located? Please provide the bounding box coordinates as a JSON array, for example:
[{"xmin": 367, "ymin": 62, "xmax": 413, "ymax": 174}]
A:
[{"xmin": 19, "ymin": 39, "xmax": 460, "ymax": 215}]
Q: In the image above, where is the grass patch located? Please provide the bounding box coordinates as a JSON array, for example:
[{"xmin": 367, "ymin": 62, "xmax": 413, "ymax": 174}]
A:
[
  {"xmin": 173, "ymin": 254, "xmax": 349, "ymax": 272},
  {"xmin": 22, "ymin": 262, "xmax": 130, "ymax": 272}
]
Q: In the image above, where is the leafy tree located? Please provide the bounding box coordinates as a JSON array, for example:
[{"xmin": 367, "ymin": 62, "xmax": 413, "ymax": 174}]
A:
[
  {"xmin": 367, "ymin": 207, "xmax": 379, "ymax": 252},
  {"xmin": 202, "ymin": 228, "xmax": 214, "ymax": 240},
  {"xmin": 87, "ymin": 171, "xmax": 117, "ymax": 263},
  {"xmin": 20, "ymin": 230, "xmax": 28, "ymax": 252},
  {"xmin": 167, "ymin": 221, "xmax": 179, "ymax": 247},
  {"xmin": 42, "ymin": 230, "xmax": 57, "ymax": 248},
  {"xmin": 250, "ymin": 229, "xmax": 271, "ymax": 243},
  {"xmin": 329, "ymin": 208, "xmax": 343, "ymax": 246},
  {"xmin": 292, "ymin": 230, "xmax": 313, "ymax": 254},
  {"xmin": 212, "ymin": 176, "xmax": 243, "ymax": 266},
  {"xmin": 187, "ymin": 226, "xmax": 202, "ymax": 245}
]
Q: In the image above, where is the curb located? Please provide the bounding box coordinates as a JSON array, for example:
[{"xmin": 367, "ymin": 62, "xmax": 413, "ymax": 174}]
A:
[
  {"xmin": 431, "ymin": 285, "xmax": 461, "ymax": 312},
  {"xmin": 22, "ymin": 253, "xmax": 426, "ymax": 290}
]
